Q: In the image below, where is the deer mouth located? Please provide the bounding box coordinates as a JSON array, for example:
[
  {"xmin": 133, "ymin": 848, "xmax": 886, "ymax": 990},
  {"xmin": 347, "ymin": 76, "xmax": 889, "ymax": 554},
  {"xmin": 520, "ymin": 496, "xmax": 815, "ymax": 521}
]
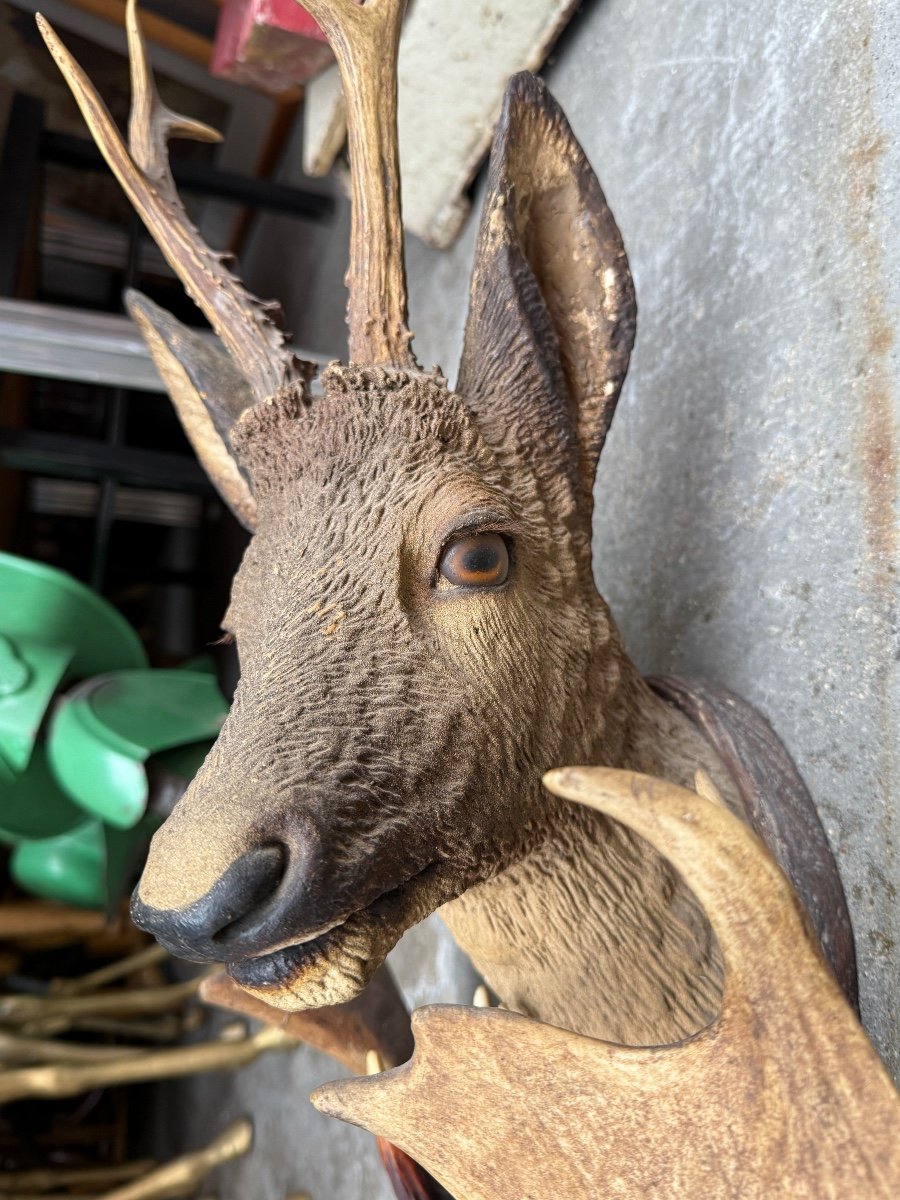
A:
[{"xmin": 227, "ymin": 859, "xmax": 441, "ymax": 1000}]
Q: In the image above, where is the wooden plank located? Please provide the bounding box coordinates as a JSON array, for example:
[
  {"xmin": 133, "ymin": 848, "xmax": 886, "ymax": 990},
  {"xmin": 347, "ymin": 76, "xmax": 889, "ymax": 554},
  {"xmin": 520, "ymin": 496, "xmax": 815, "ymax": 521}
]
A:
[
  {"xmin": 63, "ymin": 0, "xmax": 214, "ymax": 68},
  {"xmin": 0, "ymin": 298, "xmax": 172, "ymax": 392}
]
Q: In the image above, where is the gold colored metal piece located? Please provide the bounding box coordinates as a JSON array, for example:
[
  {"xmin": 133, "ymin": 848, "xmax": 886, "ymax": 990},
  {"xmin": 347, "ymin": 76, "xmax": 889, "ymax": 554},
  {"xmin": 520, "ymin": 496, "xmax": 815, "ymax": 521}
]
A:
[
  {"xmin": 0, "ymin": 977, "xmax": 202, "ymax": 1025},
  {"xmin": 0, "ymin": 1160, "xmax": 155, "ymax": 1192},
  {"xmin": 51, "ymin": 943, "xmax": 168, "ymax": 996}
]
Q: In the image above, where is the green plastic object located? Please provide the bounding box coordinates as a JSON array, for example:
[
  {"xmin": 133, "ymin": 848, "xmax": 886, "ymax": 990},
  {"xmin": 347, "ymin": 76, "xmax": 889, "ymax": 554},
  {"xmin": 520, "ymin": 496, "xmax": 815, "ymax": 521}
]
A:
[
  {"xmin": 152, "ymin": 739, "xmax": 216, "ymax": 781},
  {"xmin": 0, "ymin": 553, "xmax": 222, "ymax": 909},
  {"xmin": 0, "ymin": 551, "xmax": 147, "ymax": 677},
  {"xmin": 0, "ymin": 744, "xmax": 85, "ymax": 844},
  {"xmin": 10, "ymin": 811, "xmax": 166, "ymax": 911},
  {"xmin": 10, "ymin": 821, "xmax": 107, "ymax": 909},
  {"xmin": 47, "ymin": 670, "xmax": 227, "ymax": 830},
  {"xmin": 176, "ymin": 653, "xmax": 218, "ymax": 676},
  {"xmin": 0, "ymin": 552, "xmax": 147, "ymax": 775},
  {"xmin": 0, "ymin": 636, "xmax": 74, "ymax": 777}
]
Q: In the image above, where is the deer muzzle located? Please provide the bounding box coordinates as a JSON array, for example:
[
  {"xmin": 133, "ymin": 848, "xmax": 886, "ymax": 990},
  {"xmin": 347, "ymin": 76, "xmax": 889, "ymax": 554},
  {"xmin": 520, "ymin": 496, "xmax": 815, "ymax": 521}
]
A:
[{"xmin": 130, "ymin": 790, "xmax": 445, "ymax": 1010}]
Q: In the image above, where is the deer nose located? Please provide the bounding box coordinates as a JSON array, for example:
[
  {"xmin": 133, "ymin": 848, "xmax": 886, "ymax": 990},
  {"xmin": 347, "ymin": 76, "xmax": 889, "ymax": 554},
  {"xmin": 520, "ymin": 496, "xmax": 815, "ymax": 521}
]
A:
[{"xmin": 131, "ymin": 843, "xmax": 288, "ymax": 962}]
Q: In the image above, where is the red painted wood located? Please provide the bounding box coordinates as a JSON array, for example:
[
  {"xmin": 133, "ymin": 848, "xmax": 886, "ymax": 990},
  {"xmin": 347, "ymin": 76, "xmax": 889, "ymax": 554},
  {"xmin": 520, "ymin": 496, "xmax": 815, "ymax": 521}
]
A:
[{"xmin": 212, "ymin": 0, "xmax": 335, "ymax": 90}]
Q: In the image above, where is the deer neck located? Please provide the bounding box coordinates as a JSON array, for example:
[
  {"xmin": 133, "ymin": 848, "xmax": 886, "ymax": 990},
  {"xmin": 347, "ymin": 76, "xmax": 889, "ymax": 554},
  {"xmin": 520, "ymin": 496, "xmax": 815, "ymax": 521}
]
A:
[{"xmin": 439, "ymin": 654, "xmax": 741, "ymax": 1046}]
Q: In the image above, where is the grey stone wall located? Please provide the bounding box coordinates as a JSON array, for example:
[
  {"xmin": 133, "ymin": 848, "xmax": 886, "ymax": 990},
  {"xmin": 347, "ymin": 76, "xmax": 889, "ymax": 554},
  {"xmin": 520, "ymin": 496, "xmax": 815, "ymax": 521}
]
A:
[{"xmin": 240, "ymin": 0, "xmax": 899, "ymax": 1191}]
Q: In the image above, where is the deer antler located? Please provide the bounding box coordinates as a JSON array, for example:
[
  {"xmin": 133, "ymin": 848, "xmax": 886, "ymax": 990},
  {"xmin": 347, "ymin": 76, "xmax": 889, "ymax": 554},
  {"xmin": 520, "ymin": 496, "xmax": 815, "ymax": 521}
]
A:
[
  {"xmin": 300, "ymin": 0, "xmax": 416, "ymax": 368},
  {"xmin": 313, "ymin": 769, "xmax": 900, "ymax": 1199},
  {"xmin": 36, "ymin": 0, "xmax": 309, "ymax": 404}
]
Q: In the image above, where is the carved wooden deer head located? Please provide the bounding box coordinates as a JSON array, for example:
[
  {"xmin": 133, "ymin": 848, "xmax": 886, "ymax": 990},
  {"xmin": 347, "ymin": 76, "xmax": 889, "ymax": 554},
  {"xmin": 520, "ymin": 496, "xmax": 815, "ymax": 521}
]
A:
[{"xmin": 39, "ymin": 0, "xmax": 853, "ymax": 1046}]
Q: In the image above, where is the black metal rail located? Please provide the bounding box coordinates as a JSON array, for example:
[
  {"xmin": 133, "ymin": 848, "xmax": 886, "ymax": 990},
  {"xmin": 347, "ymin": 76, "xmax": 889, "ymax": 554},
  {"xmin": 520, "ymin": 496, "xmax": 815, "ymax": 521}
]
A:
[{"xmin": 41, "ymin": 131, "xmax": 335, "ymax": 223}]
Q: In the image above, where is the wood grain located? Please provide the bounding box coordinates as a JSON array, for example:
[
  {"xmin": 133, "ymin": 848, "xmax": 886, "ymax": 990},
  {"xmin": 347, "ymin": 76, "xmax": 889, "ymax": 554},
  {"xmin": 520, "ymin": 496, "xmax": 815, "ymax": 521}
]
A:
[
  {"xmin": 313, "ymin": 768, "xmax": 900, "ymax": 1199},
  {"xmin": 300, "ymin": 0, "xmax": 416, "ymax": 367}
]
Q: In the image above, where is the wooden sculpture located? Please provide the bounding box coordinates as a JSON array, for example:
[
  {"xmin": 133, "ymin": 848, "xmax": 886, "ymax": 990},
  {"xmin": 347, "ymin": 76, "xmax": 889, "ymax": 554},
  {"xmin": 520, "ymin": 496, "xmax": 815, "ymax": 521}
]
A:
[
  {"xmin": 313, "ymin": 768, "xmax": 900, "ymax": 1199},
  {"xmin": 39, "ymin": 0, "xmax": 854, "ymax": 1048}
]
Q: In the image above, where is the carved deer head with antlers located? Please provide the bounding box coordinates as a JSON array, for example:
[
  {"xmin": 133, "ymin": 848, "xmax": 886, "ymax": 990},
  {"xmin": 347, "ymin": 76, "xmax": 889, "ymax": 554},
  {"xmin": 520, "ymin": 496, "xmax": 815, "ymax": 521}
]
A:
[{"xmin": 39, "ymin": 0, "xmax": 854, "ymax": 1045}]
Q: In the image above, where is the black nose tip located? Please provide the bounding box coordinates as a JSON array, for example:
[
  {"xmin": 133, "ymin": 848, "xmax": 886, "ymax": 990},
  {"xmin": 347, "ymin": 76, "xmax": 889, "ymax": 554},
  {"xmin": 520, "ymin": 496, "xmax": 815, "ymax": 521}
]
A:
[{"xmin": 131, "ymin": 843, "xmax": 287, "ymax": 962}]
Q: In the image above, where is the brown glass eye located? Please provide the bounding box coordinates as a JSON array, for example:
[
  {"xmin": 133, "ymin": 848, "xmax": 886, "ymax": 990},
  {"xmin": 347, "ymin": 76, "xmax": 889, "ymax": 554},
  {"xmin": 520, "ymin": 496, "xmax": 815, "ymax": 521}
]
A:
[{"xmin": 438, "ymin": 532, "xmax": 510, "ymax": 589}]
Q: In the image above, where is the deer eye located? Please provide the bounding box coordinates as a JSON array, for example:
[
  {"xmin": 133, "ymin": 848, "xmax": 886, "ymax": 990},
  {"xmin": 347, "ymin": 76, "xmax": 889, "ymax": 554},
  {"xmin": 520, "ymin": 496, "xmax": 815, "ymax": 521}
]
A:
[{"xmin": 437, "ymin": 532, "xmax": 510, "ymax": 589}]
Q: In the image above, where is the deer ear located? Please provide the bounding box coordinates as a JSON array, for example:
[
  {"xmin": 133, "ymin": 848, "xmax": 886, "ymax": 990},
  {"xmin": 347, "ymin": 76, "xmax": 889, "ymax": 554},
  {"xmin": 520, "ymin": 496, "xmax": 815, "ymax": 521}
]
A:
[
  {"xmin": 458, "ymin": 73, "xmax": 636, "ymax": 521},
  {"xmin": 125, "ymin": 291, "xmax": 257, "ymax": 531}
]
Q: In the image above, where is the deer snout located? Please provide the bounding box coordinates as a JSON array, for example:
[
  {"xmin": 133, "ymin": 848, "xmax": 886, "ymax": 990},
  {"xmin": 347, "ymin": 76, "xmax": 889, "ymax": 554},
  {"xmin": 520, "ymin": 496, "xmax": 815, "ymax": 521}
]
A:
[{"xmin": 131, "ymin": 841, "xmax": 297, "ymax": 963}]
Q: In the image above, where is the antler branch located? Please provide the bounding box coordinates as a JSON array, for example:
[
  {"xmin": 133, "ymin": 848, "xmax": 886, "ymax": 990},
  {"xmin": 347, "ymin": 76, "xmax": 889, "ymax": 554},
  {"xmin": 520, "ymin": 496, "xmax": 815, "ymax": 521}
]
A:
[
  {"xmin": 37, "ymin": 0, "xmax": 310, "ymax": 403},
  {"xmin": 300, "ymin": 0, "xmax": 416, "ymax": 368}
]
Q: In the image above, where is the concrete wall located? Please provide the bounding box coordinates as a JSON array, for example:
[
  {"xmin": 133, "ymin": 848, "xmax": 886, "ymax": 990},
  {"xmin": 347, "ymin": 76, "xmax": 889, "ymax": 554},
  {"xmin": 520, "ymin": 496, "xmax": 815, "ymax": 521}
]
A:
[
  {"xmin": 533, "ymin": 0, "xmax": 900, "ymax": 1075},
  {"xmin": 240, "ymin": 0, "xmax": 899, "ymax": 1191}
]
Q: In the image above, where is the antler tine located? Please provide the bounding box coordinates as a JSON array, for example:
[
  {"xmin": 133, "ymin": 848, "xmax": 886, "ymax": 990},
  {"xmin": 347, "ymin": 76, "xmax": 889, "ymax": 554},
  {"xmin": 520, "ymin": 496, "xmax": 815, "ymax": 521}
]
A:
[
  {"xmin": 300, "ymin": 0, "xmax": 417, "ymax": 369},
  {"xmin": 36, "ymin": 1, "xmax": 310, "ymax": 404},
  {"xmin": 126, "ymin": 0, "xmax": 220, "ymax": 179}
]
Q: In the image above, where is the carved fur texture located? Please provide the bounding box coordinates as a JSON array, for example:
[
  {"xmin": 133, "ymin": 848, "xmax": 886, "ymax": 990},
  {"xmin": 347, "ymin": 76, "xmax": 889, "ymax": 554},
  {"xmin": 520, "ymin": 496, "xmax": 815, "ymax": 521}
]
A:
[
  {"xmin": 135, "ymin": 353, "xmax": 740, "ymax": 1043},
  {"xmin": 44, "ymin": 4, "xmax": 757, "ymax": 1045}
]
